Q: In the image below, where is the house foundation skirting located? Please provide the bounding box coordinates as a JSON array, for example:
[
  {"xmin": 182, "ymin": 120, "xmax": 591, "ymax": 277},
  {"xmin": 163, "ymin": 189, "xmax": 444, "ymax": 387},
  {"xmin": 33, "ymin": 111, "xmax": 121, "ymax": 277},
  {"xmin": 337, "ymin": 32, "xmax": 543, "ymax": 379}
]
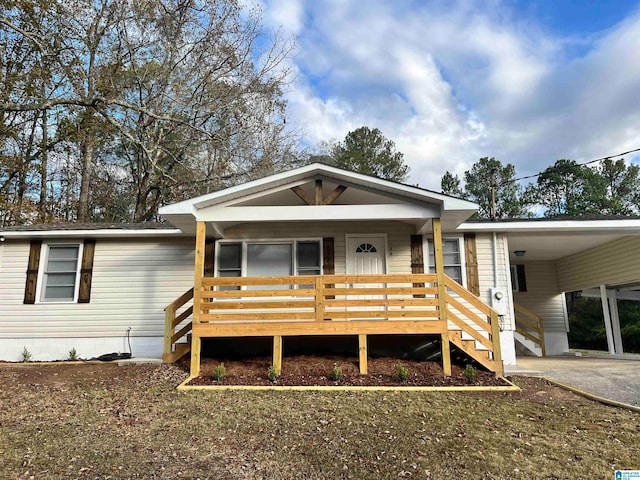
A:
[{"xmin": 0, "ymin": 336, "xmax": 163, "ymax": 362}]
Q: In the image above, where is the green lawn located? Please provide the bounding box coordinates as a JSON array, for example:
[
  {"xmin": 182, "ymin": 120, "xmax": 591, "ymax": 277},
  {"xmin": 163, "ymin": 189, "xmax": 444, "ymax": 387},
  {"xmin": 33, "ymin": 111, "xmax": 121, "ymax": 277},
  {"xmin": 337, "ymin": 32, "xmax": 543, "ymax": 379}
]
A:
[{"xmin": 0, "ymin": 363, "xmax": 638, "ymax": 479}]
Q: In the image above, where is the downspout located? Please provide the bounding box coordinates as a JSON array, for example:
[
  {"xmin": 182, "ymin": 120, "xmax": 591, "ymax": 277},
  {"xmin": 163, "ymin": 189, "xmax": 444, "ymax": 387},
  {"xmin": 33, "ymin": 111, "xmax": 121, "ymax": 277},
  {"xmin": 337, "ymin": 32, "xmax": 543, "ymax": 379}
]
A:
[{"xmin": 492, "ymin": 232, "xmax": 498, "ymax": 287}]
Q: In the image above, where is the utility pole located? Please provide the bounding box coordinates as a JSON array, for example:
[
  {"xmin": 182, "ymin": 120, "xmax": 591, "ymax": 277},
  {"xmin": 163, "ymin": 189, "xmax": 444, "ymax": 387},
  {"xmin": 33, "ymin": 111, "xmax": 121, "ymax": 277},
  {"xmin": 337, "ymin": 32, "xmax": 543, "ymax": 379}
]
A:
[{"xmin": 490, "ymin": 168, "xmax": 497, "ymax": 220}]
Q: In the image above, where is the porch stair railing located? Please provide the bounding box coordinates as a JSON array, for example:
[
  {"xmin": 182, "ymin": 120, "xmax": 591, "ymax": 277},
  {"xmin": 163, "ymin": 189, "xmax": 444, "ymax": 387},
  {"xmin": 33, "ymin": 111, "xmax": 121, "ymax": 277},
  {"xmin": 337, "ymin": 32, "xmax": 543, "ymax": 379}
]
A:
[
  {"xmin": 163, "ymin": 287, "xmax": 194, "ymax": 363},
  {"xmin": 162, "ymin": 273, "xmax": 503, "ymax": 375},
  {"xmin": 514, "ymin": 303, "xmax": 545, "ymax": 357},
  {"xmin": 444, "ymin": 276, "xmax": 503, "ymax": 374}
]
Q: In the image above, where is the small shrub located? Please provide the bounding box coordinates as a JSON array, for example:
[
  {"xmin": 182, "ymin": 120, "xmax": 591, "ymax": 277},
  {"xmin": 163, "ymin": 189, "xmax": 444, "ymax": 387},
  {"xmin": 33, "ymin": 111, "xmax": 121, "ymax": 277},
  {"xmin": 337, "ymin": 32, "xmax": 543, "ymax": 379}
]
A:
[
  {"xmin": 20, "ymin": 346, "xmax": 32, "ymax": 363},
  {"xmin": 396, "ymin": 363, "xmax": 409, "ymax": 382},
  {"xmin": 330, "ymin": 364, "xmax": 343, "ymax": 383},
  {"xmin": 212, "ymin": 363, "xmax": 226, "ymax": 383},
  {"xmin": 68, "ymin": 347, "xmax": 78, "ymax": 361},
  {"xmin": 267, "ymin": 365, "xmax": 279, "ymax": 383},
  {"xmin": 464, "ymin": 364, "xmax": 476, "ymax": 383}
]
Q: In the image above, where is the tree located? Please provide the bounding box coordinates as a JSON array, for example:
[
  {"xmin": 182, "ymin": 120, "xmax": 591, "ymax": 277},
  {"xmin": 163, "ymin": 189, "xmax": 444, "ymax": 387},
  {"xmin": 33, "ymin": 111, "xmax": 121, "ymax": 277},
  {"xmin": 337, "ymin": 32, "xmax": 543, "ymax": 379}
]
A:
[
  {"xmin": 441, "ymin": 157, "xmax": 528, "ymax": 218},
  {"xmin": 596, "ymin": 159, "xmax": 640, "ymax": 215},
  {"xmin": 330, "ymin": 127, "xmax": 409, "ymax": 182},
  {"xmin": 0, "ymin": 0, "xmax": 298, "ymax": 224},
  {"xmin": 525, "ymin": 159, "xmax": 607, "ymax": 217},
  {"xmin": 440, "ymin": 171, "xmax": 463, "ymax": 198}
]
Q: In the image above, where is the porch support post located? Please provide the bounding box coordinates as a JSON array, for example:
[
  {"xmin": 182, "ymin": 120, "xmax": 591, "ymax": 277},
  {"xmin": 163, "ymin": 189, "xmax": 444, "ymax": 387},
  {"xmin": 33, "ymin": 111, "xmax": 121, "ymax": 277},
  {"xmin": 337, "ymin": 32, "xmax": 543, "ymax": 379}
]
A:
[
  {"xmin": 433, "ymin": 218, "xmax": 451, "ymax": 376},
  {"xmin": 599, "ymin": 284, "xmax": 616, "ymax": 355},
  {"xmin": 608, "ymin": 289, "xmax": 624, "ymax": 354},
  {"xmin": 358, "ymin": 334, "xmax": 368, "ymax": 374},
  {"xmin": 190, "ymin": 221, "xmax": 206, "ymax": 378},
  {"xmin": 273, "ymin": 336, "xmax": 283, "ymax": 375}
]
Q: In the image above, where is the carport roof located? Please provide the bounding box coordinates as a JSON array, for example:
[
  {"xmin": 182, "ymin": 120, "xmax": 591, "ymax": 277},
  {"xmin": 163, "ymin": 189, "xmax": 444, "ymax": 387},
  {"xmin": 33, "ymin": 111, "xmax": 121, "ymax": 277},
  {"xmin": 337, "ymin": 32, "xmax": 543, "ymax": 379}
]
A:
[{"xmin": 460, "ymin": 216, "xmax": 640, "ymax": 262}]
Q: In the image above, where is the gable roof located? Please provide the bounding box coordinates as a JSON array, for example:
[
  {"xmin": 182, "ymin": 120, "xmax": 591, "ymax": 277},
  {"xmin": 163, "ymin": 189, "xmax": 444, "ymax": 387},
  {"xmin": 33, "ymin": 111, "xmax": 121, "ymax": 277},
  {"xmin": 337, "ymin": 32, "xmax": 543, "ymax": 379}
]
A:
[
  {"xmin": 160, "ymin": 163, "xmax": 477, "ymax": 212},
  {"xmin": 159, "ymin": 163, "xmax": 479, "ymax": 234}
]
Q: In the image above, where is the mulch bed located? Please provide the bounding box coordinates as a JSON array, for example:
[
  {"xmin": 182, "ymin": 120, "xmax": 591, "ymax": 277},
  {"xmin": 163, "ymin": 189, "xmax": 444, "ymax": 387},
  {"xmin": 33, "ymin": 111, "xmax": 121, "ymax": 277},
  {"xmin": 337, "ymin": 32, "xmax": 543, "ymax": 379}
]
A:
[{"xmin": 187, "ymin": 355, "xmax": 510, "ymax": 387}]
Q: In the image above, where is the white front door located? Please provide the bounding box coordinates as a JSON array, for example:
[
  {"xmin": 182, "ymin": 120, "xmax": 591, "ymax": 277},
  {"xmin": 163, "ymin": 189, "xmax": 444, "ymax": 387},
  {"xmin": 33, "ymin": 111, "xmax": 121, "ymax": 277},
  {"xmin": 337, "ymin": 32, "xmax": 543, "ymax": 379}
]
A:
[
  {"xmin": 346, "ymin": 236, "xmax": 387, "ymax": 315},
  {"xmin": 346, "ymin": 235, "xmax": 387, "ymax": 275}
]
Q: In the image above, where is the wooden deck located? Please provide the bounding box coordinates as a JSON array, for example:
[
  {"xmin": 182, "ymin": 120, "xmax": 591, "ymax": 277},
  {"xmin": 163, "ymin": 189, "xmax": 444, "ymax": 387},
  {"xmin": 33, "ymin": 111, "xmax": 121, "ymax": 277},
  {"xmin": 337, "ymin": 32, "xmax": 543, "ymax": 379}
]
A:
[
  {"xmin": 163, "ymin": 219, "xmax": 503, "ymax": 379},
  {"xmin": 164, "ymin": 273, "xmax": 504, "ymax": 377}
]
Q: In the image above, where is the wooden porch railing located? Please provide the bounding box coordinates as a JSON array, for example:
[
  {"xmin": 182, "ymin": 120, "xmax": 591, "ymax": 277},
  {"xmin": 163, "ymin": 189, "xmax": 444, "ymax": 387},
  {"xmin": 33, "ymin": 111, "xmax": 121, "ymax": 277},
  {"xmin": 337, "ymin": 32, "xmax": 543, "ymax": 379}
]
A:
[
  {"xmin": 183, "ymin": 273, "xmax": 503, "ymax": 375},
  {"xmin": 163, "ymin": 287, "xmax": 194, "ymax": 363},
  {"xmin": 196, "ymin": 274, "xmax": 441, "ymax": 334},
  {"xmin": 444, "ymin": 276, "xmax": 502, "ymax": 373},
  {"xmin": 514, "ymin": 303, "xmax": 545, "ymax": 356}
]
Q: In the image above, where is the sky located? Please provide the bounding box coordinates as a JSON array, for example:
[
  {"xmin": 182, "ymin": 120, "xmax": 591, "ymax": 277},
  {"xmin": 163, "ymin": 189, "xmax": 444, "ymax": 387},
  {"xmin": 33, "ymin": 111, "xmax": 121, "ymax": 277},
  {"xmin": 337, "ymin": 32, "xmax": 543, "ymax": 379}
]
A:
[{"xmin": 260, "ymin": 0, "xmax": 640, "ymax": 190}]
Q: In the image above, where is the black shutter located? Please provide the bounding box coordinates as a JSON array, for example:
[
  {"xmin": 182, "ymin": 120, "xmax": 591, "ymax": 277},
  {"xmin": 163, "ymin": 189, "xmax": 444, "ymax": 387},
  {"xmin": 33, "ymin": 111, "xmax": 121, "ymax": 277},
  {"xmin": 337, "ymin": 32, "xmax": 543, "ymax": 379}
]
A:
[
  {"xmin": 78, "ymin": 239, "xmax": 96, "ymax": 303},
  {"xmin": 410, "ymin": 235, "xmax": 425, "ymax": 298},
  {"xmin": 204, "ymin": 239, "xmax": 215, "ymax": 277},
  {"xmin": 24, "ymin": 240, "xmax": 42, "ymax": 304}
]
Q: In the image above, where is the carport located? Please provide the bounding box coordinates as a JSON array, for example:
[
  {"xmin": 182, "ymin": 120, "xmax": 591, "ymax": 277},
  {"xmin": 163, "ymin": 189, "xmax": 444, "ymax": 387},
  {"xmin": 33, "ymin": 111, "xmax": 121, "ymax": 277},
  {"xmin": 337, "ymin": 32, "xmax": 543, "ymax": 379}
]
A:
[{"xmin": 461, "ymin": 216, "xmax": 640, "ymax": 357}]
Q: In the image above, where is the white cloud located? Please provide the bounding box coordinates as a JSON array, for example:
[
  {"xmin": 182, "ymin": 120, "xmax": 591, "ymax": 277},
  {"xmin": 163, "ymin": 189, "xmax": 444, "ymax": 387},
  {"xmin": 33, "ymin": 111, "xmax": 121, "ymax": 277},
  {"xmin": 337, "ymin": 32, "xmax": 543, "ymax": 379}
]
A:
[{"xmin": 263, "ymin": 0, "xmax": 640, "ymax": 189}]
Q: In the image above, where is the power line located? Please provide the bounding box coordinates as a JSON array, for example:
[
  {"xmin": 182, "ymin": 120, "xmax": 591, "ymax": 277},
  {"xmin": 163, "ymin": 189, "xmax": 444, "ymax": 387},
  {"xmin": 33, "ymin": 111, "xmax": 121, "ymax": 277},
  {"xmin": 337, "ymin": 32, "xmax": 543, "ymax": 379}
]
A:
[{"xmin": 502, "ymin": 146, "xmax": 640, "ymax": 186}]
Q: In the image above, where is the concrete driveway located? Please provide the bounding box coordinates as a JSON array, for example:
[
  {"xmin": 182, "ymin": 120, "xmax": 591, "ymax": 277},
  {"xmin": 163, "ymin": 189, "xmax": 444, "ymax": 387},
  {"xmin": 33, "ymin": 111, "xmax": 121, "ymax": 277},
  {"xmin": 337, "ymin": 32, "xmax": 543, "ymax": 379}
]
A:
[{"xmin": 513, "ymin": 356, "xmax": 640, "ymax": 407}]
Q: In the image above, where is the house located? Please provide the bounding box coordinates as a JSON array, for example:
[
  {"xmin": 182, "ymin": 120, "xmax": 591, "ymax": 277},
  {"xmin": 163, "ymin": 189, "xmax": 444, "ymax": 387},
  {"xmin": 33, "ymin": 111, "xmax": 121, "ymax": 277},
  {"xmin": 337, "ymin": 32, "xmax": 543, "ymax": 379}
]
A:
[{"xmin": 1, "ymin": 164, "xmax": 638, "ymax": 374}]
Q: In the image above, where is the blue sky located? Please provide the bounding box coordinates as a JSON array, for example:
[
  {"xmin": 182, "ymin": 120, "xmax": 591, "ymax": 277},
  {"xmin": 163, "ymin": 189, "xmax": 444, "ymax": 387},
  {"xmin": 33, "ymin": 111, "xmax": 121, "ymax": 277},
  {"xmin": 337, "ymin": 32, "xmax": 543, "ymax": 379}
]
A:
[{"xmin": 261, "ymin": 0, "xmax": 640, "ymax": 189}]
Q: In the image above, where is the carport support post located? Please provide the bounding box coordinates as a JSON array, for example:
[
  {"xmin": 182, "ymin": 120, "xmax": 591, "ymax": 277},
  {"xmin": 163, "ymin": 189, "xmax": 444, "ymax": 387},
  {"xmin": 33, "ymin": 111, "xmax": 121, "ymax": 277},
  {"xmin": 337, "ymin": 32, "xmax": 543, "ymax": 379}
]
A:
[
  {"xmin": 607, "ymin": 290, "xmax": 624, "ymax": 354},
  {"xmin": 599, "ymin": 285, "xmax": 616, "ymax": 355},
  {"xmin": 190, "ymin": 221, "xmax": 206, "ymax": 378},
  {"xmin": 433, "ymin": 218, "xmax": 452, "ymax": 377}
]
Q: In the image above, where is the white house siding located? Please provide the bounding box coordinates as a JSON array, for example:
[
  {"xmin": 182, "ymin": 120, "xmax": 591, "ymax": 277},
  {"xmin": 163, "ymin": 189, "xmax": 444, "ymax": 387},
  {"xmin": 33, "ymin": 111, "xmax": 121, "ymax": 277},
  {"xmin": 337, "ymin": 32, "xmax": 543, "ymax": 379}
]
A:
[
  {"xmin": 222, "ymin": 221, "xmax": 415, "ymax": 275},
  {"xmin": 475, "ymin": 234, "xmax": 513, "ymax": 328},
  {"xmin": 0, "ymin": 237, "xmax": 194, "ymax": 361},
  {"xmin": 513, "ymin": 261, "xmax": 569, "ymax": 355},
  {"xmin": 472, "ymin": 233, "xmax": 516, "ymax": 366},
  {"xmin": 556, "ymin": 236, "xmax": 640, "ymax": 293}
]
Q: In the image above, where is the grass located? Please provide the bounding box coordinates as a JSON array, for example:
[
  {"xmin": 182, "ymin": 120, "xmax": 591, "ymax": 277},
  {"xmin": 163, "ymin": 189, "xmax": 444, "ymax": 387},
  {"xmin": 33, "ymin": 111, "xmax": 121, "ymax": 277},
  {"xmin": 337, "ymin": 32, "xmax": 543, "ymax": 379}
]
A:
[{"xmin": 0, "ymin": 363, "xmax": 638, "ymax": 479}]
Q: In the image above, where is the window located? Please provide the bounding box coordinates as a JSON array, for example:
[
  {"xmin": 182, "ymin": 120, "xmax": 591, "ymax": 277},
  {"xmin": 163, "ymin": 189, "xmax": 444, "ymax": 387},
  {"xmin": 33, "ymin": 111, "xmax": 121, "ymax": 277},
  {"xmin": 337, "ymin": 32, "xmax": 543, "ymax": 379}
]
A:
[
  {"xmin": 355, "ymin": 243, "xmax": 377, "ymax": 253},
  {"xmin": 218, "ymin": 243, "xmax": 242, "ymax": 290},
  {"xmin": 426, "ymin": 238, "xmax": 464, "ymax": 285},
  {"xmin": 511, "ymin": 265, "xmax": 527, "ymax": 292},
  {"xmin": 296, "ymin": 241, "xmax": 321, "ymax": 275},
  {"xmin": 40, "ymin": 243, "xmax": 82, "ymax": 302},
  {"xmin": 216, "ymin": 240, "xmax": 322, "ymax": 288}
]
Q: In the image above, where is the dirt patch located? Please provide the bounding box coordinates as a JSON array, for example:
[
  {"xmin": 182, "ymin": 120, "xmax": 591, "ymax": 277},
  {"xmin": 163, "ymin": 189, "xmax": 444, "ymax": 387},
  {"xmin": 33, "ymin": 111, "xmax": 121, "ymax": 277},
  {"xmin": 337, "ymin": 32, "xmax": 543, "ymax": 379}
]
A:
[
  {"xmin": 188, "ymin": 355, "xmax": 509, "ymax": 387},
  {"xmin": 2, "ymin": 362, "xmax": 187, "ymax": 389}
]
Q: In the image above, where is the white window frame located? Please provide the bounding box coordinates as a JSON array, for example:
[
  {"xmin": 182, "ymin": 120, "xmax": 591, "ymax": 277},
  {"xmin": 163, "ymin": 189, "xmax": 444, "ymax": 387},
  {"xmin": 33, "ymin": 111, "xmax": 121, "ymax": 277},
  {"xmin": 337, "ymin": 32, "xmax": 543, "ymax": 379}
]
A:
[
  {"xmin": 424, "ymin": 236, "xmax": 467, "ymax": 287},
  {"xmin": 214, "ymin": 238, "xmax": 323, "ymax": 288},
  {"xmin": 510, "ymin": 265, "xmax": 521, "ymax": 292},
  {"xmin": 35, "ymin": 241, "xmax": 84, "ymax": 304}
]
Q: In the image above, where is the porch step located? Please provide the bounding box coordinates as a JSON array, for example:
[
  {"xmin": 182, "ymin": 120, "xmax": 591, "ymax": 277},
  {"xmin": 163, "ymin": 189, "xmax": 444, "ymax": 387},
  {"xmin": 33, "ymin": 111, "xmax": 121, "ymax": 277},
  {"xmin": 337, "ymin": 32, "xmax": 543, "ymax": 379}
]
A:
[
  {"xmin": 162, "ymin": 341, "xmax": 191, "ymax": 364},
  {"xmin": 514, "ymin": 332, "xmax": 543, "ymax": 357},
  {"xmin": 449, "ymin": 330, "xmax": 501, "ymax": 373}
]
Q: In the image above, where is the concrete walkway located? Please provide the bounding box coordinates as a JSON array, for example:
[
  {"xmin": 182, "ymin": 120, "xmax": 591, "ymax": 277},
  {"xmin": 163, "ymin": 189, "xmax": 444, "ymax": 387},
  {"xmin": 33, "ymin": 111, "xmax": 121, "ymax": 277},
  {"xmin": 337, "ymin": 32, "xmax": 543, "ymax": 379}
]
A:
[{"xmin": 514, "ymin": 356, "xmax": 640, "ymax": 407}]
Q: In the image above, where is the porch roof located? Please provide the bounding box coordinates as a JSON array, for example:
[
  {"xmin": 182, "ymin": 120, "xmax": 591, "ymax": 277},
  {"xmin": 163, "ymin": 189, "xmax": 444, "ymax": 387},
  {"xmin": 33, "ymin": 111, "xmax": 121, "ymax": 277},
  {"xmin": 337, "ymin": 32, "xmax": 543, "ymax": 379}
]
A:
[{"xmin": 159, "ymin": 163, "xmax": 479, "ymax": 236}]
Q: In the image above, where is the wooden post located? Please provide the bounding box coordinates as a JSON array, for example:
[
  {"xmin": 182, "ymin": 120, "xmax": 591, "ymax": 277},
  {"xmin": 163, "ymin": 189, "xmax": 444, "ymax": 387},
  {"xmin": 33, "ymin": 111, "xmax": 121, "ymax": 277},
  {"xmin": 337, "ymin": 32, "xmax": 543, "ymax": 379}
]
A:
[
  {"xmin": 273, "ymin": 335, "xmax": 283, "ymax": 375},
  {"xmin": 433, "ymin": 218, "xmax": 451, "ymax": 376},
  {"xmin": 440, "ymin": 332, "xmax": 451, "ymax": 376},
  {"xmin": 190, "ymin": 335, "xmax": 201, "ymax": 377},
  {"xmin": 315, "ymin": 179, "xmax": 323, "ymax": 205},
  {"xmin": 315, "ymin": 276, "xmax": 325, "ymax": 321},
  {"xmin": 190, "ymin": 221, "xmax": 206, "ymax": 378},
  {"xmin": 490, "ymin": 310, "xmax": 503, "ymax": 377},
  {"xmin": 163, "ymin": 306, "xmax": 175, "ymax": 358},
  {"xmin": 358, "ymin": 334, "xmax": 368, "ymax": 374}
]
